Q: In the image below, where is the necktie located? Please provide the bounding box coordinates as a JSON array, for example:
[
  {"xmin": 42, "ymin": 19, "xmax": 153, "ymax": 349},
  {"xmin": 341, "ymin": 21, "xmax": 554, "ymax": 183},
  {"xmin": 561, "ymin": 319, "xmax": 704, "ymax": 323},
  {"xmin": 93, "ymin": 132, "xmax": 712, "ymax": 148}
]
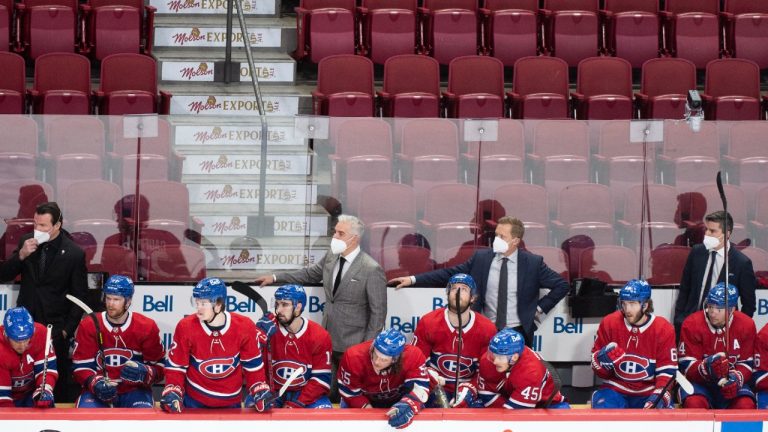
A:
[
  {"xmin": 495, "ymin": 258, "xmax": 509, "ymax": 331},
  {"xmin": 333, "ymin": 257, "xmax": 346, "ymax": 297},
  {"xmin": 700, "ymin": 250, "xmax": 718, "ymax": 309},
  {"xmin": 39, "ymin": 245, "xmax": 48, "ymax": 277}
]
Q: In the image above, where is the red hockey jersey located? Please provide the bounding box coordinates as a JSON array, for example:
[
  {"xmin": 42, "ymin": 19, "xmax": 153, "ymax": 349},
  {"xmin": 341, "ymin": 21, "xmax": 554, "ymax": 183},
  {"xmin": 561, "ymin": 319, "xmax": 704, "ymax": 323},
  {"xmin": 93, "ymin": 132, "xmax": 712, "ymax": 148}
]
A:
[
  {"xmin": 72, "ymin": 311, "xmax": 165, "ymax": 394},
  {"xmin": 679, "ymin": 310, "xmax": 755, "ymax": 385},
  {"xmin": 477, "ymin": 346, "xmax": 565, "ymax": 408},
  {"xmin": 268, "ymin": 318, "xmax": 332, "ymax": 405},
  {"xmin": 591, "ymin": 312, "xmax": 677, "ymax": 396},
  {"xmin": 753, "ymin": 323, "xmax": 768, "ymax": 391},
  {"xmin": 337, "ymin": 341, "xmax": 429, "ymax": 408},
  {"xmin": 0, "ymin": 322, "xmax": 57, "ymax": 406},
  {"xmin": 413, "ymin": 307, "xmax": 496, "ymax": 393},
  {"xmin": 166, "ymin": 312, "xmax": 266, "ymax": 407}
]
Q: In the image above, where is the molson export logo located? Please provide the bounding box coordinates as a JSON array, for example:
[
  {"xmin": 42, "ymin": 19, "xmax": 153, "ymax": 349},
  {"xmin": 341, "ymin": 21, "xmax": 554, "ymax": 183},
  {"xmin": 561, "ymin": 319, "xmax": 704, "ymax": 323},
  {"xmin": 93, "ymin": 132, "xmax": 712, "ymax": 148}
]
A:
[
  {"xmin": 211, "ymin": 216, "xmax": 247, "ymax": 235},
  {"xmin": 166, "ymin": 0, "xmax": 199, "ymax": 12},
  {"xmin": 192, "ymin": 126, "xmax": 287, "ymax": 145},
  {"xmin": 167, "ymin": 0, "xmax": 252, "ymax": 12},
  {"xmin": 188, "ymin": 96, "xmax": 223, "ymax": 114},
  {"xmin": 220, "ymin": 249, "xmax": 257, "ymax": 267},
  {"xmin": 187, "ymin": 96, "xmax": 281, "ymax": 114},
  {"xmin": 199, "ymin": 154, "xmax": 234, "ymax": 173},
  {"xmin": 180, "ymin": 62, "xmax": 213, "ymax": 80},
  {"xmin": 172, "ymin": 27, "xmax": 206, "ymax": 46},
  {"xmin": 203, "ymin": 184, "xmax": 238, "ymax": 203},
  {"xmin": 241, "ymin": 66, "xmax": 275, "ymax": 79}
]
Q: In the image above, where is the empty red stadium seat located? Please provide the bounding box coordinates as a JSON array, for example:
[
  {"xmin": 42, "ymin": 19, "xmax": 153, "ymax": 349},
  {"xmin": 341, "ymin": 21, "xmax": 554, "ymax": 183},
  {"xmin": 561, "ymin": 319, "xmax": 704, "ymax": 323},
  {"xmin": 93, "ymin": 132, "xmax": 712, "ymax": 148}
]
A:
[
  {"xmin": 701, "ymin": 58, "xmax": 763, "ymax": 120},
  {"xmin": 480, "ymin": 0, "xmax": 539, "ymax": 66},
  {"xmin": 508, "ymin": 56, "xmax": 570, "ymax": 119},
  {"xmin": 313, "ymin": 54, "xmax": 375, "ymax": 116},
  {"xmin": 572, "ymin": 57, "xmax": 634, "ymax": 120},
  {"xmin": 0, "ymin": 52, "xmax": 25, "ymax": 113},
  {"xmin": 379, "ymin": 54, "xmax": 441, "ymax": 118},
  {"xmin": 359, "ymin": 0, "xmax": 418, "ymax": 64},
  {"xmin": 636, "ymin": 57, "xmax": 696, "ymax": 119},
  {"xmin": 445, "ymin": 55, "xmax": 506, "ymax": 118},
  {"xmin": 293, "ymin": 0, "xmax": 356, "ymax": 63}
]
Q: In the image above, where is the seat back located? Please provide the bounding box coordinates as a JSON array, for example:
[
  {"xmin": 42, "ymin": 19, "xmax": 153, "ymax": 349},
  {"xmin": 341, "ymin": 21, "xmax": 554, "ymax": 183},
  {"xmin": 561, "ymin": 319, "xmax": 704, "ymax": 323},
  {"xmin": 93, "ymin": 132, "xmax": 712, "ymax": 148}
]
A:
[
  {"xmin": 705, "ymin": 58, "xmax": 761, "ymax": 99},
  {"xmin": 0, "ymin": 180, "xmax": 54, "ymax": 220},
  {"xmin": 512, "ymin": 56, "xmax": 569, "ymax": 98},
  {"xmin": 316, "ymin": 54, "xmax": 374, "ymax": 97},
  {"xmin": 93, "ymin": 6, "xmax": 140, "ymax": 59},
  {"xmin": 422, "ymin": 183, "xmax": 478, "ymax": 225},
  {"xmin": 664, "ymin": 0, "xmax": 718, "ymax": 14},
  {"xmin": 63, "ymin": 180, "xmax": 122, "ymax": 221},
  {"xmin": 358, "ymin": 182, "xmax": 417, "ymax": 224},
  {"xmin": 577, "ymin": 57, "xmax": 633, "ymax": 98},
  {"xmin": 400, "ymin": 118, "xmax": 459, "ymax": 158},
  {"xmin": 557, "ymin": 183, "xmax": 613, "ymax": 225},
  {"xmin": 44, "ymin": 116, "xmax": 105, "ymax": 156},
  {"xmin": 0, "ymin": 52, "xmax": 25, "ymax": 114},
  {"xmin": 33, "ymin": 52, "xmax": 91, "ymax": 94},
  {"xmin": 334, "ymin": 118, "xmax": 393, "ymax": 159},
  {"xmin": 532, "ymin": 120, "xmax": 589, "ymax": 158},
  {"xmin": 603, "ymin": 0, "xmax": 658, "ymax": 13},
  {"xmin": 641, "ymin": 57, "xmax": 697, "ymax": 98},
  {"xmin": 0, "ymin": 116, "xmax": 37, "ymax": 153},
  {"xmin": 578, "ymin": 245, "xmax": 637, "ymax": 284},
  {"xmin": 448, "ymin": 55, "xmax": 505, "ymax": 98},
  {"xmin": 100, "ymin": 53, "xmax": 157, "ymax": 94},
  {"xmin": 382, "ymin": 55, "xmax": 440, "ymax": 97},
  {"xmin": 484, "ymin": 0, "xmax": 537, "ymax": 11}
]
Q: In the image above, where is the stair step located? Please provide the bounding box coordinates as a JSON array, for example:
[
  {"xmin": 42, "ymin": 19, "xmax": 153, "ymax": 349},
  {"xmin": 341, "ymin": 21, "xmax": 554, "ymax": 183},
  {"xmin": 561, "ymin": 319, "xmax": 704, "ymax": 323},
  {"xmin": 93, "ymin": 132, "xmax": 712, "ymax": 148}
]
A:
[
  {"xmin": 161, "ymin": 83, "xmax": 312, "ymax": 115},
  {"xmin": 150, "ymin": 0, "xmax": 278, "ymax": 16},
  {"xmin": 203, "ymin": 244, "xmax": 327, "ymax": 272},
  {"xmin": 171, "ymin": 117, "xmax": 308, "ymax": 148},
  {"xmin": 187, "ymin": 182, "xmax": 317, "ymax": 206},
  {"xmin": 152, "ymin": 17, "xmax": 296, "ymax": 52},
  {"xmin": 159, "ymin": 53, "xmax": 296, "ymax": 84},
  {"xmin": 196, "ymin": 213, "xmax": 329, "ymax": 238}
]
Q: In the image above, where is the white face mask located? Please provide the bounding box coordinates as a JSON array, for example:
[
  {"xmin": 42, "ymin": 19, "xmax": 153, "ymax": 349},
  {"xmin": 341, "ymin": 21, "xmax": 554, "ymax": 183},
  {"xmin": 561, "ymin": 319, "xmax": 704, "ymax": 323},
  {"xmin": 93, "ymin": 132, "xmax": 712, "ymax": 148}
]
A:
[
  {"xmin": 330, "ymin": 237, "xmax": 348, "ymax": 255},
  {"xmin": 703, "ymin": 235, "xmax": 721, "ymax": 250},
  {"xmin": 492, "ymin": 236, "xmax": 509, "ymax": 254},
  {"xmin": 34, "ymin": 229, "xmax": 51, "ymax": 245}
]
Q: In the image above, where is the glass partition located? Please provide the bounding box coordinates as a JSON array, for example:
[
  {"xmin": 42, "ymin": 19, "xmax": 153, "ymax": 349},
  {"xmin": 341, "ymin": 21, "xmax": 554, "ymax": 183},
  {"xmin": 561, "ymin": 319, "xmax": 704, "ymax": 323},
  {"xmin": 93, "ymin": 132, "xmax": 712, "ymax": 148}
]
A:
[{"xmin": 1, "ymin": 115, "xmax": 766, "ymax": 288}]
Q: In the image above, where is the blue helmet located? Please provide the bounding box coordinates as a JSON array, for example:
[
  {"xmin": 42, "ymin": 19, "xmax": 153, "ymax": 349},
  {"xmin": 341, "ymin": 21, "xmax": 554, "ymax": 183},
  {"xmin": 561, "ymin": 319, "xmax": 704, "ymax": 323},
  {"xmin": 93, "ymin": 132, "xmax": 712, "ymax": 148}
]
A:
[
  {"xmin": 707, "ymin": 282, "xmax": 739, "ymax": 309},
  {"xmin": 447, "ymin": 273, "xmax": 478, "ymax": 297},
  {"xmin": 619, "ymin": 279, "xmax": 651, "ymax": 303},
  {"xmin": 489, "ymin": 328, "xmax": 525, "ymax": 358},
  {"xmin": 103, "ymin": 275, "xmax": 135, "ymax": 299},
  {"xmin": 373, "ymin": 328, "xmax": 406, "ymax": 357},
  {"xmin": 275, "ymin": 284, "xmax": 307, "ymax": 314},
  {"xmin": 3, "ymin": 307, "xmax": 35, "ymax": 341},
  {"xmin": 193, "ymin": 277, "xmax": 227, "ymax": 303}
]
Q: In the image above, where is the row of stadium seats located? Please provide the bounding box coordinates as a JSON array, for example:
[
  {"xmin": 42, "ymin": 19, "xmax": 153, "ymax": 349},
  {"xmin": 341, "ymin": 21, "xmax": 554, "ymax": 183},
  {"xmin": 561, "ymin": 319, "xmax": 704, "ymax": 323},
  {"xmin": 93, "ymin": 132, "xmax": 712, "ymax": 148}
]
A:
[
  {"xmin": 314, "ymin": 54, "xmax": 768, "ymax": 120},
  {"xmin": 0, "ymin": 0, "xmax": 153, "ymax": 60},
  {"xmin": 0, "ymin": 52, "xmax": 171, "ymax": 115},
  {"xmin": 294, "ymin": 0, "xmax": 768, "ymax": 68}
]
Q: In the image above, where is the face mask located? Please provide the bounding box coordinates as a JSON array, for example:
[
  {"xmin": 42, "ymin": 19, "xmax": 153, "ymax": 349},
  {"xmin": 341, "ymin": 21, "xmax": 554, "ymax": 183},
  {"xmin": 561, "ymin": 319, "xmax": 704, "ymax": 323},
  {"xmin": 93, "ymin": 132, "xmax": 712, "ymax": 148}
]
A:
[
  {"xmin": 330, "ymin": 237, "xmax": 348, "ymax": 255},
  {"xmin": 492, "ymin": 236, "xmax": 509, "ymax": 254},
  {"xmin": 34, "ymin": 229, "xmax": 51, "ymax": 245},
  {"xmin": 702, "ymin": 235, "xmax": 721, "ymax": 250}
]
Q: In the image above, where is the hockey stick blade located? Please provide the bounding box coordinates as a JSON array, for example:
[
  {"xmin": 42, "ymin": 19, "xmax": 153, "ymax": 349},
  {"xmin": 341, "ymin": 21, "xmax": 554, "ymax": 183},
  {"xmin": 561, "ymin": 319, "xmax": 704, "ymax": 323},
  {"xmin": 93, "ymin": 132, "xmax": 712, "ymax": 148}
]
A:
[
  {"xmin": 676, "ymin": 370, "xmax": 694, "ymax": 395},
  {"xmin": 66, "ymin": 294, "xmax": 94, "ymax": 315},
  {"xmin": 542, "ymin": 359, "xmax": 561, "ymax": 408},
  {"xmin": 231, "ymin": 281, "xmax": 269, "ymax": 315},
  {"xmin": 262, "ymin": 365, "xmax": 306, "ymax": 406}
]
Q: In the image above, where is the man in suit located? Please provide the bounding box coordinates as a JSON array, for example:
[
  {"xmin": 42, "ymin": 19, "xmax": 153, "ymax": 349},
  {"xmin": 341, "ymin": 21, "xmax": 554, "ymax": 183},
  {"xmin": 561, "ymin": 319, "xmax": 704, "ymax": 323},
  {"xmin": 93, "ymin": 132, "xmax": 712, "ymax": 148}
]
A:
[
  {"xmin": 254, "ymin": 214, "xmax": 387, "ymax": 398},
  {"xmin": 673, "ymin": 210, "xmax": 756, "ymax": 334},
  {"xmin": 390, "ymin": 216, "xmax": 569, "ymax": 347},
  {"xmin": 0, "ymin": 201, "xmax": 88, "ymax": 402}
]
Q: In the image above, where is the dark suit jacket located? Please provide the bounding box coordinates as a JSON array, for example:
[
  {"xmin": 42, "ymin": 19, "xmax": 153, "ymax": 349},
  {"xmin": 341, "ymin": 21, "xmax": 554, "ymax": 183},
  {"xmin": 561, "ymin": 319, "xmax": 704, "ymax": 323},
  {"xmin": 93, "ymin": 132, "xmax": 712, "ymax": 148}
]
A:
[
  {"xmin": 414, "ymin": 248, "xmax": 570, "ymax": 337},
  {"xmin": 0, "ymin": 232, "xmax": 88, "ymax": 338},
  {"xmin": 276, "ymin": 250, "xmax": 387, "ymax": 353},
  {"xmin": 674, "ymin": 244, "xmax": 756, "ymax": 330}
]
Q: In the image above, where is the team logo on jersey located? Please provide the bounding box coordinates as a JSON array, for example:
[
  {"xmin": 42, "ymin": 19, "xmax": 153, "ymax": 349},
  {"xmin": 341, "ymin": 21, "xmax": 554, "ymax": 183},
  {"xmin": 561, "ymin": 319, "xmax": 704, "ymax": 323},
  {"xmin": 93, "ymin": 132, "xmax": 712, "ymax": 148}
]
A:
[
  {"xmin": 435, "ymin": 353, "xmax": 474, "ymax": 379},
  {"xmin": 616, "ymin": 354, "xmax": 652, "ymax": 381},
  {"xmin": 100, "ymin": 348, "xmax": 134, "ymax": 370},
  {"xmin": 273, "ymin": 360, "xmax": 307, "ymax": 387},
  {"xmin": 11, "ymin": 371, "xmax": 33, "ymax": 391},
  {"xmin": 198, "ymin": 357, "xmax": 237, "ymax": 379}
]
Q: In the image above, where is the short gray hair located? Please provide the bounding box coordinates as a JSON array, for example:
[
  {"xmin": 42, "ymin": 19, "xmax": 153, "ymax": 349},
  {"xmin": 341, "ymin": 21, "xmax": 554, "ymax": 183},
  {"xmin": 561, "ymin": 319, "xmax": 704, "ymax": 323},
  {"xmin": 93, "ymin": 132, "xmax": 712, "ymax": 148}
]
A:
[{"xmin": 337, "ymin": 214, "xmax": 365, "ymax": 238}]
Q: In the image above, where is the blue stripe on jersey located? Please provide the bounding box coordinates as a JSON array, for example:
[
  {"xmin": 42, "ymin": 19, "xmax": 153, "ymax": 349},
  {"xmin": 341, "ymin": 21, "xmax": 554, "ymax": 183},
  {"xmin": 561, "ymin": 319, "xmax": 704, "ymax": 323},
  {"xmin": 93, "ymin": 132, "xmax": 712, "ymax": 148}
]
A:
[
  {"xmin": 33, "ymin": 359, "xmax": 57, "ymax": 377},
  {"xmin": 311, "ymin": 369, "xmax": 332, "ymax": 388},
  {"xmin": 241, "ymin": 354, "xmax": 263, "ymax": 372},
  {"xmin": 405, "ymin": 378, "xmax": 430, "ymax": 392},
  {"xmin": 0, "ymin": 387, "xmax": 10, "ymax": 400},
  {"xmin": 679, "ymin": 356, "xmax": 696, "ymax": 372},
  {"xmin": 338, "ymin": 383, "xmax": 361, "ymax": 398}
]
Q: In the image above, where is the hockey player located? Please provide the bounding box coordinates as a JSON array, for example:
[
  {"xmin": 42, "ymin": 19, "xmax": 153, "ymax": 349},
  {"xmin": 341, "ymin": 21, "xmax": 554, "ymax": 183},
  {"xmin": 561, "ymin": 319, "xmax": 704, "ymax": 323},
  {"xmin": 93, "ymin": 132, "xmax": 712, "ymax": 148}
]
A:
[
  {"xmin": 0, "ymin": 307, "xmax": 56, "ymax": 408},
  {"xmin": 255, "ymin": 284, "xmax": 333, "ymax": 408},
  {"xmin": 678, "ymin": 283, "xmax": 756, "ymax": 409},
  {"xmin": 753, "ymin": 321, "xmax": 768, "ymax": 408},
  {"xmin": 412, "ymin": 273, "xmax": 496, "ymax": 408},
  {"xmin": 337, "ymin": 328, "xmax": 430, "ymax": 429},
  {"xmin": 477, "ymin": 328, "xmax": 569, "ymax": 409},
  {"xmin": 161, "ymin": 277, "xmax": 272, "ymax": 413},
  {"xmin": 590, "ymin": 279, "xmax": 677, "ymax": 409},
  {"xmin": 71, "ymin": 275, "xmax": 165, "ymax": 408}
]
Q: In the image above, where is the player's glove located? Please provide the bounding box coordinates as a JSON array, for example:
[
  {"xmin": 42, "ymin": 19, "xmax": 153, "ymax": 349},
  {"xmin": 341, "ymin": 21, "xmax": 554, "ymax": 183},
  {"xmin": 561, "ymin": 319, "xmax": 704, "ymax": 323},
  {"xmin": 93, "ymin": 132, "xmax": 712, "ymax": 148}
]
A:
[
  {"xmin": 720, "ymin": 372, "xmax": 742, "ymax": 400},
  {"xmin": 120, "ymin": 360, "xmax": 155, "ymax": 386},
  {"xmin": 698, "ymin": 353, "xmax": 729, "ymax": 382},
  {"xmin": 256, "ymin": 313, "xmax": 278, "ymax": 340},
  {"xmin": 283, "ymin": 400, "xmax": 306, "ymax": 409},
  {"xmin": 245, "ymin": 382, "xmax": 274, "ymax": 413},
  {"xmin": 88, "ymin": 375, "xmax": 118, "ymax": 402},
  {"xmin": 451, "ymin": 382, "xmax": 478, "ymax": 408},
  {"xmin": 160, "ymin": 384, "xmax": 183, "ymax": 413},
  {"xmin": 32, "ymin": 384, "xmax": 54, "ymax": 409},
  {"xmin": 387, "ymin": 394, "xmax": 422, "ymax": 429},
  {"xmin": 596, "ymin": 342, "xmax": 625, "ymax": 372},
  {"xmin": 642, "ymin": 387, "xmax": 672, "ymax": 409}
]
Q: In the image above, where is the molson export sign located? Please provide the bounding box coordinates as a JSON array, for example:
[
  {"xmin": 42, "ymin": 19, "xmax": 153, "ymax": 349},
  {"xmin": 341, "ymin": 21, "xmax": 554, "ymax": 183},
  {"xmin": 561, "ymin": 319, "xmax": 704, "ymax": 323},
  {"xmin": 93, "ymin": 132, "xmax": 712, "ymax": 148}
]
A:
[
  {"xmin": 238, "ymin": 63, "xmax": 294, "ymax": 82},
  {"xmin": 186, "ymin": 183, "xmax": 317, "ymax": 204},
  {"xmin": 170, "ymin": 95, "xmax": 299, "ymax": 116},
  {"xmin": 210, "ymin": 248, "xmax": 325, "ymax": 270},
  {"xmin": 154, "ymin": 27, "xmax": 281, "ymax": 48},
  {"xmin": 174, "ymin": 124, "xmax": 299, "ymax": 146},
  {"xmin": 151, "ymin": 0, "xmax": 274, "ymax": 14},
  {"xmin": 183, "ymin": 154, "xmax": 310, "ymax": 176}
]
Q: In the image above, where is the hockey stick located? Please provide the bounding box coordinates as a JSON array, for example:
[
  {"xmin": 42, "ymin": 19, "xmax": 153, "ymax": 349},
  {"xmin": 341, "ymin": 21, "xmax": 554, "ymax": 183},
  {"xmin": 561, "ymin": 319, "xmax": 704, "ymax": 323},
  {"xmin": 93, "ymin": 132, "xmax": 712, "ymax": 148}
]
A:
[
  {"xmin": 716, "ymin": 171, "xmax": 731, "ymax": 357},
  {"xmin": 453, "ymin": 288, "xmax": 463, "ymax": 403},
  {"xmin": 33, "ymin": 324, "xmax": 53, "ymax": 404},
  {"xmin": 263, "ymin": 365, "xmax": 306, "ymax": 405},
  {"xmin": 67, "ymin": 294, "xmax": 113, "ymax": 406},
  {"xmin": 231, "ymin": 281, "xmax": 273, "ymax": 389},
  {"xmin": 541, "ymin": 359, "xmax": 561, "ymax": 408},
  {"xmin": 651, "ymin": 370, "xmax": 695, "ymax": 409}
]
